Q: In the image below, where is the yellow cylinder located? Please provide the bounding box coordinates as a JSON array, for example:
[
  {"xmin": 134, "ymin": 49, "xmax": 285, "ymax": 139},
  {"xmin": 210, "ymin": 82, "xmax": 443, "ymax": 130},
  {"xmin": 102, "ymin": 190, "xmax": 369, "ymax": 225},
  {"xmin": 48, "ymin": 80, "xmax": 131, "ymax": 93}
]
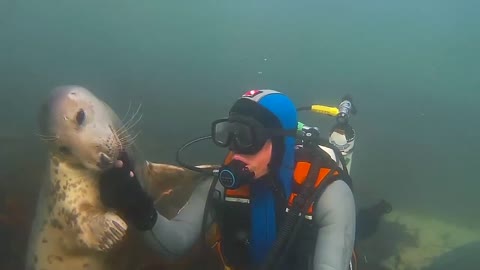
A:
[{"xmin": 311, "ymin": 105, "xmax": 339, "ymax": 116}]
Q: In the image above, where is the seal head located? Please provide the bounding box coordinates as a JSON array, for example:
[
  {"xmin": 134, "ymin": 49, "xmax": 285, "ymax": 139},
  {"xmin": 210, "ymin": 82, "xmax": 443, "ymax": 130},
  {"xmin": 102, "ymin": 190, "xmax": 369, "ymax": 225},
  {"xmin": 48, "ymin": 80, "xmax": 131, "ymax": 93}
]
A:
[{"xmin": 38, "ymin": 85, "xmax": 124, "ymax": 171}]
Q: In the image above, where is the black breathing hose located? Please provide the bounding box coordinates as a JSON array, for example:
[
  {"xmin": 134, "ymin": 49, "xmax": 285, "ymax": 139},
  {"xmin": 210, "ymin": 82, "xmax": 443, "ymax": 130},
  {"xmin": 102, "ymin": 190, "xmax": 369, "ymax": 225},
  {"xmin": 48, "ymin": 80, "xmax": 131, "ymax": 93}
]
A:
[{"xmin": 175, "ymin": 135, "xmax": 215, "ymax": 175}]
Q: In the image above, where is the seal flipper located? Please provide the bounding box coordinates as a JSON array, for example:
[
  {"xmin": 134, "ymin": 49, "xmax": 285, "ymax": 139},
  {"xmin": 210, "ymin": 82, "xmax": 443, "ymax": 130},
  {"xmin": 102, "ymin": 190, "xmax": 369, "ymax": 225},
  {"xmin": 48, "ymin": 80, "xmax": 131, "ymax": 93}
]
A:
[{"xmin": 73, "ymin": 202, "xmax": 128, "ymax": 251}]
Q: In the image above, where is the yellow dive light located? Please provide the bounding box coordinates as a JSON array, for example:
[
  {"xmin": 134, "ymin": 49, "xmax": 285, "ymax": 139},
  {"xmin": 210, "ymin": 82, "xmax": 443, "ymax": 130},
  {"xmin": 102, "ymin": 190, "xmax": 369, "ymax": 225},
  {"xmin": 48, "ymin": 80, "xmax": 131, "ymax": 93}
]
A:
[
  {"xmin": 310, "ymin": 105, "xmax": 340, "ymax": 117},
  {"xmin": 297, "ymin": 95, "xmax": 356, "ymax": 123}
]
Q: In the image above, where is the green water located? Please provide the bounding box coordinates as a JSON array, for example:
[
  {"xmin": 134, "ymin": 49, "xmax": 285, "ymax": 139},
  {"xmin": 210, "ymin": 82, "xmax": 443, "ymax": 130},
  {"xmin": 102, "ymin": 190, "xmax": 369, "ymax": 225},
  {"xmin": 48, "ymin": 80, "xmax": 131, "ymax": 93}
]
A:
[{"xmin": 1, "ymin": 0, "xmax": 479, "ymax": 269}]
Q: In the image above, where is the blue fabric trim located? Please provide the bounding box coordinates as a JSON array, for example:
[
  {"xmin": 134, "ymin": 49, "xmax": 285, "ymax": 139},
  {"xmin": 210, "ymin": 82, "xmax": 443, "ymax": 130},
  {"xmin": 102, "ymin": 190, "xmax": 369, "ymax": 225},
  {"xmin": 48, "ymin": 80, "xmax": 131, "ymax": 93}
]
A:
[{"xmin": 249, "ymin": 92, "xmax": 297, "ymax": 265}]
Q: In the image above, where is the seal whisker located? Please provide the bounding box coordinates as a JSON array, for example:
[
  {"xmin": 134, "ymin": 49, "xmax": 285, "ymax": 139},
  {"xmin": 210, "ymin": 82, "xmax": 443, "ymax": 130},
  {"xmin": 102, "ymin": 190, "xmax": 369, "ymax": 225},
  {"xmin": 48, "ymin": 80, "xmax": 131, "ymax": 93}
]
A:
[
  {"xmin": 35, "ymin": 132, "xmax": 59, "ymax": 141},
  {"xmin": 117, "ymin": 130, "xmax": 140, "ymax": 146},
  {"xmin": 116, "ymin": 113, "xmax": 142, "ymax": 137},
  {"xmin": 117, "ymin": 114, "xmax": 142, "ymax": 138},
  {"xmin": 111, "ymin": 126, "xmax": 138, "ymax": 150},
  {"xmin": 120, "ymin": 101, "xmax": 132, "ymax": 123},
  {"xmin": 109, "ymin": 133, "xmax": 129, "ymax": 149},
  {"xmin": 35, "ymin": 132, "xmax": 57, "ymax": 138},
  {"xmin": 126, "ymin": 112, "xmax": 143, "ymax": 130},
  {"xmin": 117, "ymin": 135, "xmax": 133, "ymax": 144},
  {"xmin": 116, "ymin": 140, "xmax": 129, "ymax": 148},
  {"xmin": 38, "ymin": 136, "xmax": 58, "ymax": 140},
  {"xmin": 123, "ymin": 131, "xmax": 142, "ymax": 147},
  {"xmin": 41, "ymin": 139, "xmax": 57, "ymax": 142},
  {"xmin": 39, "ymin": 137, "xmax": 59, "ymax": 141},
  {"xmin": 117, "ymin": 103, "xmax": 142, "ymax": 134},
  {"xmin": 108, "ymin": 125, "xmax": 125, "ymax": 151}
]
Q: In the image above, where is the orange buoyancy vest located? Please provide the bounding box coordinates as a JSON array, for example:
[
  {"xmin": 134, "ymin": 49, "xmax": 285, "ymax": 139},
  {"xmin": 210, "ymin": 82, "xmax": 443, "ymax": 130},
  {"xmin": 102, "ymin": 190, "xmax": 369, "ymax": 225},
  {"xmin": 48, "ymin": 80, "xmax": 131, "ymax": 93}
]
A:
[{"xmin": 223, "ymin": 146, "xmax": 344, "ymax": 220}]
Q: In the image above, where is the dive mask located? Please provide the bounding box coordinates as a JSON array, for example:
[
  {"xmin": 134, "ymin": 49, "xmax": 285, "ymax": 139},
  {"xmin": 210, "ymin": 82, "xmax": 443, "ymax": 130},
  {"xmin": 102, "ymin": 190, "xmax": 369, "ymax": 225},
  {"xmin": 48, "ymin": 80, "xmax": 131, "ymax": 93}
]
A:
[{"xmin": 211, "ymin": 114, "xmax": 296, "ymax": 155}]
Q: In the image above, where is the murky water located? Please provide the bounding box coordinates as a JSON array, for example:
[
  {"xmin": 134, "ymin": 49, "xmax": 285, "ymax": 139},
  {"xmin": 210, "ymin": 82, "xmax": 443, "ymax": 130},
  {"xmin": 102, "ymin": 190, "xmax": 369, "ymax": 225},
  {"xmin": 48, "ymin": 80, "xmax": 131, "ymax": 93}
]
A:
[{"xmin": 1, "ymin": 1, "xmax": 479, "ymax": 269}]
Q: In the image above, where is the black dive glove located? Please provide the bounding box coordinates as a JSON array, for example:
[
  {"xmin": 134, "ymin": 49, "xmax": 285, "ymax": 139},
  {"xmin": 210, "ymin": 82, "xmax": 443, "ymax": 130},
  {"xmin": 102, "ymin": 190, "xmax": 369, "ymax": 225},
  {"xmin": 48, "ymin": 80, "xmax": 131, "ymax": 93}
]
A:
[{"xmin": 99, "ymin": 151, "xmax": 157, "ymax": 231}]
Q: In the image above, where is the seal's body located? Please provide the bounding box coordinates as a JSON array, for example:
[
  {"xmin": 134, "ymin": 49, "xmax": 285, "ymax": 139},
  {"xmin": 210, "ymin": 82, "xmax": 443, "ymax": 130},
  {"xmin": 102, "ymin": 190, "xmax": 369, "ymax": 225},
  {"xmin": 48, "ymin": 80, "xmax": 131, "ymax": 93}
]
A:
[{"xmin": 26, "ymin": 86, "xmax": 129, "ymax": 270}]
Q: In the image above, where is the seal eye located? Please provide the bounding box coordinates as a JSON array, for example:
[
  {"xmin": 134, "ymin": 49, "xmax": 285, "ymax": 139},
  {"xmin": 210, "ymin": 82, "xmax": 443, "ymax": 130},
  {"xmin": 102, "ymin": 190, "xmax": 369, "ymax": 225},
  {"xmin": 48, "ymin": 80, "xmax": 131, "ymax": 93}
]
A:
[
  {"xmin": 59, "ymin": 146, "xmax": 71, "ymax": 155},
  {"xmin": 76, "ymin": 109, "xmax": 86, "ymax": 125}
]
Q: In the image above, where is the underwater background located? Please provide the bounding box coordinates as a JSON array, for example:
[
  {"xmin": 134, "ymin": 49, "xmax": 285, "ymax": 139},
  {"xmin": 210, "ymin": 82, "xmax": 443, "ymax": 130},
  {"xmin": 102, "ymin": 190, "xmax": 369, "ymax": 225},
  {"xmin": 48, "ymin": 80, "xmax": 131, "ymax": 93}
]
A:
[{"xmin": 0, "ymin": 0, "xmax": 479, "ymax": 269}]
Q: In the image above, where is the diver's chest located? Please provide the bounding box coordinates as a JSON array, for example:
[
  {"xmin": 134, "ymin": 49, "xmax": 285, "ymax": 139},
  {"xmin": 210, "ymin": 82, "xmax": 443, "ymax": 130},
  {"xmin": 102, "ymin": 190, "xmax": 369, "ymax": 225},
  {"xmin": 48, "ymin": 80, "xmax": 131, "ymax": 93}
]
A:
[{"xmin": 218, "ymin": 199, "xmax": 318, "ymax": 245}]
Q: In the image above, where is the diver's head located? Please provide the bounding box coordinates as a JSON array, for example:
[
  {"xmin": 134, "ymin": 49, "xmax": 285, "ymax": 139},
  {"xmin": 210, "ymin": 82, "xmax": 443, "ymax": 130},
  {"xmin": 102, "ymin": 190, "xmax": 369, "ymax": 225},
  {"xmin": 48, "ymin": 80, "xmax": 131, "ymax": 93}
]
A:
[{"xmin": 212, "ymin": 90, "xmax": 297, "ymax": 190}]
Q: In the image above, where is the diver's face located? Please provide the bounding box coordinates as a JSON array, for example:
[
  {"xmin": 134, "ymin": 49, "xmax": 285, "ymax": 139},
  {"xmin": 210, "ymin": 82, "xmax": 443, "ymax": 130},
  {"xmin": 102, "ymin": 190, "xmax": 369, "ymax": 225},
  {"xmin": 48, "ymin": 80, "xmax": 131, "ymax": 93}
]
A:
[{"xmin": 231, "ymin": 139, "xmax": 272, "ymax": 180}]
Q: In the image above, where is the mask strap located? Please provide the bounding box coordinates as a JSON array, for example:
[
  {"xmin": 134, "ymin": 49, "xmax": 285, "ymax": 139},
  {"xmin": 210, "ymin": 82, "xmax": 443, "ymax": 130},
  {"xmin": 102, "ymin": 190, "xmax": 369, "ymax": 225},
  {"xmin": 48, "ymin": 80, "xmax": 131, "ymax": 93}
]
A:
[{"xmin": 269, "ymin": 128, "xmax": 298, "ymax": 138}]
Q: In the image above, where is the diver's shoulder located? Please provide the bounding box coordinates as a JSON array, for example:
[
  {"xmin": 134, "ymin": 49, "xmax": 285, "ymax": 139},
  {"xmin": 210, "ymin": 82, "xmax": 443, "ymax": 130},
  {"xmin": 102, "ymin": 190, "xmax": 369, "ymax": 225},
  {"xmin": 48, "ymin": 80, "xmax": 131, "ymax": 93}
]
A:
[
  {"xmin": 313, "ymin": 180, "xmax": 355, "ymax": 224},
  {"xmin": 324, "ymin": 179, "xmax": 354, "ymax": 198}
]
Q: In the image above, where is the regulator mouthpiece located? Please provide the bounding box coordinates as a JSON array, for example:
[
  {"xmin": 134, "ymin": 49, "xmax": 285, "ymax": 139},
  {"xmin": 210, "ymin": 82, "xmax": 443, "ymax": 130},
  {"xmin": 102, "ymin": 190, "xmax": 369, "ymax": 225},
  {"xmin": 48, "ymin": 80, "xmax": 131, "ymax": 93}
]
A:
[{"xmin": 218, "ymin": 159, "xmax": 255, "ymax": 189}]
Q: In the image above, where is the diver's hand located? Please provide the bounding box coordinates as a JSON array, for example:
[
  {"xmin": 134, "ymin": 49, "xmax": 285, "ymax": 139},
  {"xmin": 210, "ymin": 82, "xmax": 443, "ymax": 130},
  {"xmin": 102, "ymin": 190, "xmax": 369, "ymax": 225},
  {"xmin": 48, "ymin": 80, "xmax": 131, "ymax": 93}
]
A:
[{"xmin": 99, "ymin": 151, "xmax": 157, "ymax": 231}]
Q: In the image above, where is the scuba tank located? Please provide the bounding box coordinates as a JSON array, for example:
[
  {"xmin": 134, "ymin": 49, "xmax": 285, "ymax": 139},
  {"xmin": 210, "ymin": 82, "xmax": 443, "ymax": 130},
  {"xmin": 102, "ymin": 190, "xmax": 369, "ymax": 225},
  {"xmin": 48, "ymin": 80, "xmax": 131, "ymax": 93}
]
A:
[
  {"xmin": 328, "ymin": 96, "xmax": 356, "ymax": 173},
  {"xmin": 297, "ymin": 95, "xmax": 357, "ymax": 174}
]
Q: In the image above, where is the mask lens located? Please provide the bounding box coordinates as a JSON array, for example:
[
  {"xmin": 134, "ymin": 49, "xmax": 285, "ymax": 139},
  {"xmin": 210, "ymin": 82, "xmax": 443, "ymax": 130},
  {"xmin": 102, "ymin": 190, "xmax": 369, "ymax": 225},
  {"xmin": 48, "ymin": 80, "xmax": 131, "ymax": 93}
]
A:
[
  {"xmin": 233, "ymin": 123, "xmax": 254, "ymax": 148},
  {"xmin": 213, "ymin": 121, "xmax": 232, "ymax": 146},
  {"xmin": 212, "ymin": 120, "xmax": 256, "ymax": 150}
]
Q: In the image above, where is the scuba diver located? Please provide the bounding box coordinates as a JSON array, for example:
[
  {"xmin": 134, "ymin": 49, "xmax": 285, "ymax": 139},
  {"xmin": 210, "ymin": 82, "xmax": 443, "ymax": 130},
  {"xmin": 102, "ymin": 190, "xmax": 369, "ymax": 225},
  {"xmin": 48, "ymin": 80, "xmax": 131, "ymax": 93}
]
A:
[{"xmin": 99, "ymin": 89, "xmax": 367, "ymax": 270}]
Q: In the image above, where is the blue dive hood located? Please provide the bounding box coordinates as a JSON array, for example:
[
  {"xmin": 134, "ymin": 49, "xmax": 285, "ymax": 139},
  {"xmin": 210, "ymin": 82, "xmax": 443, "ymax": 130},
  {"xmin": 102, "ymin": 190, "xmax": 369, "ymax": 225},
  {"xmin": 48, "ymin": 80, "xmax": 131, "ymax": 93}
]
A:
[{"xmin": 228, "ymin": 89, "xmax": 297, "ymax": 264}]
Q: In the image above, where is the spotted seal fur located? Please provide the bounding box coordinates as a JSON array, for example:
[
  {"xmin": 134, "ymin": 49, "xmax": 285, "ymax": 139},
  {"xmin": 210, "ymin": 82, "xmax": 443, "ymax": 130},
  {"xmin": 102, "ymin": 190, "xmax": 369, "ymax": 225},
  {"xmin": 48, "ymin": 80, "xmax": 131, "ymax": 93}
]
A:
[{"xmin": 25, "ymin": 85, "xmax": 132, "ymax": 270}]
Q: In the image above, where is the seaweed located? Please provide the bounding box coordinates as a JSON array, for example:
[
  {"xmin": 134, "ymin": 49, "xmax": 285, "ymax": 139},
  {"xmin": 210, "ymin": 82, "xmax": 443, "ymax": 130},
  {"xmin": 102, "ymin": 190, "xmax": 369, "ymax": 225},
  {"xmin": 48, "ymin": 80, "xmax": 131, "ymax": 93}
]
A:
[{"xmin": 356, "ymin": 218, "xmax": 419, "ymax": 270}]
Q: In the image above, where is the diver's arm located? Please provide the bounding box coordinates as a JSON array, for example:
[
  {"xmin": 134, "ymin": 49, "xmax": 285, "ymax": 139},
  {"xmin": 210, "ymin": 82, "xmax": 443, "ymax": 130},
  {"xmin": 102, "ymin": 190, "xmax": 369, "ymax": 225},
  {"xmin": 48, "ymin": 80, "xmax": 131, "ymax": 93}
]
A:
[
  {"xmin": 99, "ymin": 155, "xmax": 220, "ymax": 260},
  {"xmin": 312, "ymin": 180, "xmax": 356, "ymax": 270},
  {"xmin": 143, "ymin": 177, "xmax": 218, "ymax": 260}
]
